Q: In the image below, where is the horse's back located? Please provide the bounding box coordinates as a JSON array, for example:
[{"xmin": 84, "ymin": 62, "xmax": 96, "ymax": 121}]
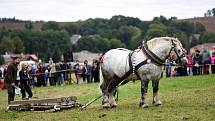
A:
[
  {"xmin": 104, "ymin": 48, "xmax": 131, "ymax": 59},
  {"xmin": 102, "ymin": 48, "xmax": 131, "ymax": 77}
]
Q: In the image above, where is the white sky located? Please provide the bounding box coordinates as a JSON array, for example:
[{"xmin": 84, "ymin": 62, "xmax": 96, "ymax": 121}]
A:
[{"xmin": 0, "ymin": 0, "xmax": 214, "ymax": 22}]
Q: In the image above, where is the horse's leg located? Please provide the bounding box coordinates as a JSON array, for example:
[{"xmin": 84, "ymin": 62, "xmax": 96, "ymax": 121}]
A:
[
  {"xmin": 140, "ymin": 77, "xmax": 149, "ymax": 108},
  {"xmin": 108, "ymin": 88, "xmax": 118, "ymax": 108},
  {"xmin": 102, "ymin": 92, "xmax": 111, "ymax": 108},
  {"xmin": 152, "ymin": 79, "xmax": 162, "ymax": 106},
  {"xmin": 106, "ymin": 75, "xmax": 122, "ymax": 108},
  {"xmin": 100, "ymin": 82, "xmax": 111, "ymax": 108}
]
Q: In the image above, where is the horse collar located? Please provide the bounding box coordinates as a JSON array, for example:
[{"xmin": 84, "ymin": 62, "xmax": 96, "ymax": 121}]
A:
[{"xmin": 142, "ymin": 43, "xmax": 165, "ymax": 65}]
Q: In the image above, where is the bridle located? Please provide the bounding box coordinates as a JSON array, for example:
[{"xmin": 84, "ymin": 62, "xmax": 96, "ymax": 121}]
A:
[
  {"xmin": 167, "ymin": 38, "xmax": 186, "ymax": 63},
  {"xmin": 142, "ymin": 38, "xmax": 186, "ymax": 65}
]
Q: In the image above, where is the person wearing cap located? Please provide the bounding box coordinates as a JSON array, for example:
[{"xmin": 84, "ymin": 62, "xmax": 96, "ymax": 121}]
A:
[{"xmin": 4, "ymin": 56, "xmax": 21, "ymax": 104}]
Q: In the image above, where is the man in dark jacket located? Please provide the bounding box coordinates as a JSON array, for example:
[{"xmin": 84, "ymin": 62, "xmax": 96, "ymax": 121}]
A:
[
  {"xmin": 19, "ymin": 64, "xmax": 33, "ymax": 100},
  {"xmin": 4, "ymin": 56, "xmax": 21, "ymax": 104}
]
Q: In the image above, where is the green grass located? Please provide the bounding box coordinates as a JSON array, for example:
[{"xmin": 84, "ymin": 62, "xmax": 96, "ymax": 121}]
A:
[{"xmin": 0, "ymin": 75, "xmax": 215, "ymax": 121}]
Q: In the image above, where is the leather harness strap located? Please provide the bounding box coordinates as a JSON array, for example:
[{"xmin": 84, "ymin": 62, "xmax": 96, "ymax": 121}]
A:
[
  {"xmin": 117, "ymin": 43, "xmax": 166, "ymax": 87},
  {"xmin": 117, "ymin": 50, "xmax": 148, "ymax": 87},
  {"xmin": 142, "ymin": 42, "xmax": 166, "ymax": 65}
]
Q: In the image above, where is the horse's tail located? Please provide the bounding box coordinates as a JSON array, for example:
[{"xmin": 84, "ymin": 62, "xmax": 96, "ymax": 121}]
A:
[{"xmin": 99, "ymin": 65, "xmax": 104, "ymax": 94}]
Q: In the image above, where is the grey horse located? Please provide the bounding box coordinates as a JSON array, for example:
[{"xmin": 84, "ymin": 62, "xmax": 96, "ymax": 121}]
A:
[{"xmin": 99, "ymin": 37, "xmax": 188, "ymax": 108}]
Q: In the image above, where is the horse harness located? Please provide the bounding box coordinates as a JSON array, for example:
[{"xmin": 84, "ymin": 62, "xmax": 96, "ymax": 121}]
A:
[
  {"xmin": 118, "ymin": 39, "xmax": 185, "ymax": 86},
  {"xmin": 118, "ymin": 44, "xmax": 165, "ymax": 86}
]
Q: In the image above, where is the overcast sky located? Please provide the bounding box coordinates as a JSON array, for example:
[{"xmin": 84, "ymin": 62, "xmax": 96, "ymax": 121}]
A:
[{"xmin": 0, "ymin": 0, "xmax": 214, "ymax": 22}]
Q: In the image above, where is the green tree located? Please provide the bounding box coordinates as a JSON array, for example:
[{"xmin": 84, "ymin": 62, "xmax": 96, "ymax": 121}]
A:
[
  {"xmin": 0, "ymin": 36, "xmax": 14, "ymax": 54},
  {"xmin": 128, "ymin": 27, "xmax": 142, "ymax": 49},
  {"xmin": 207, "ymin": 10, "xmax": 212, "ymax": 16},
  {"xmin": 42, "ymin": 21, "xmax": 60, "ymax": 31},
  {"xmin": 176, "ymin": 22, "xmax": 192, "ymax": 36},
  {"xmin": 114, "ymin": 26, "xmax": 142, "ymax": 49},
  {"xmin": 109, "ymin": 15, "xmax": 142, "ymax": 29},
  {"xmin": 0, "ymin": 55, "xmax": 5, "ymax": 65},
  {"xmin": 63, "ymin": 23, "xmax": 80, "ymax": 35},
  {"xmin": 200, "ymin": 32, "xmax": 215, "ymax": 43},
  {"xmin": 109, "ymin": 38, "xmax": 123, "ymax": 49},
  {"xmin": 194, "ymin": 22, "xmax": 205, "ymax": 34},
  {"xmin": 25, "ymin": 21, "xmax": 34, "ymax": 30},
  {"xmin": 145, "ymin": 23, "xmax": 167, "ymax": 40},
  {"xmin": 76, "ymin": 35, "xmax": 110, "ymax": 52},
  {"xmin": 212, "ymin": 8, "xmax": 215, "ymax": 16},
  {"xmin": 13, "ymin": 36, "xmax": 25, "ymax": 54}
]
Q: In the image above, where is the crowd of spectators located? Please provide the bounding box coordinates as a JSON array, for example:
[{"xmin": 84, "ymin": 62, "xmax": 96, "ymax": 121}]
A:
[
  {"xmin": 0, "ymin": 58, "xmax": 101, "ymax": 90},
  {"xmin": 166, "ymin": 47, "xmax": 215, "ymax": 77}
]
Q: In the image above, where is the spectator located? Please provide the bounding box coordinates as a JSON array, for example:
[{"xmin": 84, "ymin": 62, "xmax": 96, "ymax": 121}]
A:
[
  {"xmin": 211, "ymin": 47, "xmax": 215, "ymax": 74},
  {"xmin": 0, "ymin": 66, "xmax": 3, "ymax": 79},
  {"xmin": 4, "ymin": 56, "xmax": 21, "ymax": 104},
  {"xmin": 82, "ymin": 60, "xmax": 92, "ymax": 83},
  {"xmin": 201, "ymin": 48, "xmax": 211, "ymax": 74},
  {"xmin": 187, "ymin": 54, "xmax": 194, "ymax": 76},
  {"xmin": 3, "ymin": 65, "xmax": 8, "ymax": 78},
  {"xmin": 44, "ymin": 67, "xmax": 49, "ymax": 86},
  {"xmin": 193, "ymin": 49, "xmax": 202, "ymax": 75},
  {"xmin": 91, "ymin": 59, "xmax": 100, "ymax": 82},
  {"xmin": 171, "ymin": 68, "xmax": 180, "ymax": 77},
  {"xmin": 36, "ymin": 63, "xmax": 44, "ymax": 86},
  {"xmin": 60, "ymin": 61, "xmax": 68, "ymax": 84},
  {"xmin": 73, "ymin": 60, "xmax": 81, "ymax": 84},
  {"xmin": 28, "ymin": 64, "xmax": 35, "ymax": 88},
  {"xmin": 49, "ymin": 64, "xmax": 56, "ymax": 86},
  {"xmin": 19, "ymin": 64, "xmax": 33, "ymax": 100},
  {"xmin": 165, "ymin": 57, "xmax": 172, "ymax": 78},
  {"xmin": 0, "ymin": 79, "xmax": 6, "ymax": 90},
  {"xmin": 55, "ymin": 63, "xmax": 62, "ymax": 86}
]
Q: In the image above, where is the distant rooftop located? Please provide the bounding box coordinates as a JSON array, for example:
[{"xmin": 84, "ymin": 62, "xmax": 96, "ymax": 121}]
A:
[
  {"xmin": 71, "ymin": 34, "xmax": 81, "ymax": 45},
  {"xmin": 73, "ymin": 51, "xmax": 100, "ymax": 63},
  {"xmin": 190, "ymin": 43, "xmax": 215, "ymax": 54}
]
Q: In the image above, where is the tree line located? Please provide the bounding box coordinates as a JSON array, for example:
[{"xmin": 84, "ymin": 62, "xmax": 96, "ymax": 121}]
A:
[
  {"xmin": 204, "ymin": 8, "xmax": 215, "ymax": 17},
  {"xmin": 1, "ymin": 15, "xmax": 215, "ymax": 63}
]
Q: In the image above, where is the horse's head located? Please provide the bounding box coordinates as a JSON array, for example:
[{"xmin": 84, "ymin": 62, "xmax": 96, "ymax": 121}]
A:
[{"xmin": 167, "ymin": 38, "xmax": 188, "ymax": 66}]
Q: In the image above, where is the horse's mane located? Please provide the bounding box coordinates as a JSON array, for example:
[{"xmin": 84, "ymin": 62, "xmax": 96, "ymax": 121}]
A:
[{"xmin": 146, "ymin": 37, "xmax": 182, "ymax": 49}]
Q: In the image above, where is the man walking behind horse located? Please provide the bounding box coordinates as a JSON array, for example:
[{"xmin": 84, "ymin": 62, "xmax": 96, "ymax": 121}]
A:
[{"xmin": 4, "ymin": 55, "xmax": 21, "ymax": 104}]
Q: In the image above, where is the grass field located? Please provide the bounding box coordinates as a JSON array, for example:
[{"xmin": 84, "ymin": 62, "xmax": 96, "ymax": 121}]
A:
[{"xmin": 0, "ymin": 75, "xmax": 215, "ymax": 121}]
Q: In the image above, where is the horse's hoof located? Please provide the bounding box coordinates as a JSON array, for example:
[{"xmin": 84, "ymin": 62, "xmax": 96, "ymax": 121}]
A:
[
  {"xmin": 141, "ymin": 104, "xmax": 149, "ymax": 108},
  {"xmin": 110, "ymin": 103, "xmax": 118, "ymax": 108},
  {"xmin": 153, "ymin": 101, "xmax": 162, "ymax": 106},
  {"xmin": 103, "ymin": 103, "xmax": 111, "ymax": 108}
]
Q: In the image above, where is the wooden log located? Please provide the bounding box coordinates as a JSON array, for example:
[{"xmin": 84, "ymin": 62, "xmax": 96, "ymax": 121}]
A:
[
  {"xmin": 7, "ymin": 96, "xmax": 79, "ymax": 111},
  {"xmin": 9, "ymin": 96, "xmax": 77, "ymax": 105}
]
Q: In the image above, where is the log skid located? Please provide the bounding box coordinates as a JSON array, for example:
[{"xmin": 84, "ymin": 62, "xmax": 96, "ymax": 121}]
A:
[{"xmin": 7, "ymin": 96, "xmax": 82, "ymax": 112}]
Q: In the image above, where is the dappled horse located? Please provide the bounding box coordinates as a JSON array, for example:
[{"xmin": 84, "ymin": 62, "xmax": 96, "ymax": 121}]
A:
[{"xmin": 99, "ymin": 37, "xmax": 188, "ymax": 108}]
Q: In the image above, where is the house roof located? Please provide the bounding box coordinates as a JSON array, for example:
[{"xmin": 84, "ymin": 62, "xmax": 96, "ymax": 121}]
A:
[
  {"xmin": 2, "ymin": 54, "xmax": 38, "ymax": 64},
  {"xmin": 190, "ymin": 43, "xmax": 215, "ymax": 54},
  {"xmin": 73, "ymin": 51, "xmax": 100, "ymax": 64}
]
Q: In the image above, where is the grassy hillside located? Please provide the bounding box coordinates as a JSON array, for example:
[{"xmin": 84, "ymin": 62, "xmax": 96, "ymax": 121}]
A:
[
  {"xmin": 0, "ymin": 22, "xmax": 71, "ymax": 30},
  {"xmin": 1, "ymin": 17, "xmax": 215, "ymax": 33},
  {"xmin": 181, "ymin": 17, "xmax": 215, "ymax": 33},
  {"xmin": 0, "ymin": 75, "xmax": 215, "ymax": 121}
]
